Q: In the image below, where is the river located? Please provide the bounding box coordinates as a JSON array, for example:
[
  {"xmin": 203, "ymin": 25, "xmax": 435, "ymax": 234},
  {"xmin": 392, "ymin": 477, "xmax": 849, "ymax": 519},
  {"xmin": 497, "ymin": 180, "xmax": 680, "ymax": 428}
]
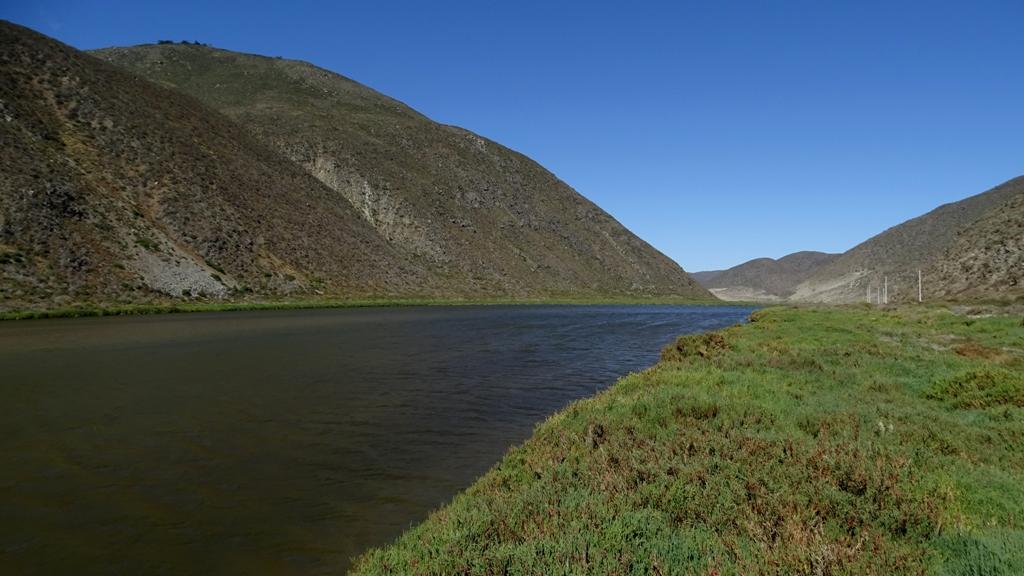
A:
[{"xmin": 0, "ymin": 304, "xmax": 754, "ymax": 574}]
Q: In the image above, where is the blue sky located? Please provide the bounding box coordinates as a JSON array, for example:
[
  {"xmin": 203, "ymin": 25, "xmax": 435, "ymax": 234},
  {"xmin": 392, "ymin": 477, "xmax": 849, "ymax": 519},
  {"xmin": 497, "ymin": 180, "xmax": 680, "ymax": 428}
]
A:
[{"xmin": 4, "ymin": 1, "xmax": 1022, "ymax": 271}]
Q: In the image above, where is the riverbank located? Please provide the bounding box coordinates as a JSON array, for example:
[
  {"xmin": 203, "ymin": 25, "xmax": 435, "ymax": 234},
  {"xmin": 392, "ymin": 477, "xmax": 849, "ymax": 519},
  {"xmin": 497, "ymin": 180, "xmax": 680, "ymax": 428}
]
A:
[
  {"xmin": 352, "ymin": 305, "xmax": 1024, "ymax": 574},
  {"xmin": 0, "ymin": 295, "xmax": 740, "ymax": 321}
]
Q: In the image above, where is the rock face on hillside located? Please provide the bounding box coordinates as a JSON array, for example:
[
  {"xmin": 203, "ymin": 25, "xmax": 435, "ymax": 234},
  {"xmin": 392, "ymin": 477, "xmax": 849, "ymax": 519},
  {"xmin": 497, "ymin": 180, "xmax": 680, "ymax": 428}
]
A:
[
  {"xmin": 693, "ymin": 251, "xmax": 839, "ymax": 302},
  {"xmin": 790, "ymin": 177, "xmax": 1024, "ymax": 303},
  {"xmin": 0, "ymin": 21, "xmax": 437, "ymax": 311},
  {"xmin": 92, "ymin": 42, "xmax": 708, "ymax": 300},
  {"xmin": 0, "ymin": 22, "xmax": 709, "ymax": 311}
]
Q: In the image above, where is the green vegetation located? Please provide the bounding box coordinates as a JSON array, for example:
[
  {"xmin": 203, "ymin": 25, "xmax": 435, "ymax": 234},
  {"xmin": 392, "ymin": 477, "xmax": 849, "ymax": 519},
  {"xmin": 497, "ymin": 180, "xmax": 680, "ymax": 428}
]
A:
[
  {"xmin": 134, "ymin": 234, "xmax": 160, "ymax": 252},
  {"xmin": 353, "ymin": 305, "xmax": 1024, "ymax": 574},
  {"xmin": 0, "ymin": 296, "xmax": 730, "ymax": 321},
  {"xmin": 0, "ymin": 245, "xmax": 27, "ymax": 265}
]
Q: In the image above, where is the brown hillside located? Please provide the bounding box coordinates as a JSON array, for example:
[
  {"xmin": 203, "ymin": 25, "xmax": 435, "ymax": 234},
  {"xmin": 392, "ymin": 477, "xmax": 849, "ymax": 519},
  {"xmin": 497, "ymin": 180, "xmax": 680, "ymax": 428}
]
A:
[
  {"xmin": 0, "ymin": 21, "xmax": 436, "ymax": 311},
  {"xmin": 695, "ymin": 251, "xmax": 838, "ymax": 301},
  {"xmin": 790, "ymin": 176, "xmax": 1024, "ymax": 303},
  {"xmin": 931, "ymin": 190, "xmax": 1024, "ymax": 300},
  {"xmin": 93, "ymin": 42, "xmax": 708, "ymax": 299}
]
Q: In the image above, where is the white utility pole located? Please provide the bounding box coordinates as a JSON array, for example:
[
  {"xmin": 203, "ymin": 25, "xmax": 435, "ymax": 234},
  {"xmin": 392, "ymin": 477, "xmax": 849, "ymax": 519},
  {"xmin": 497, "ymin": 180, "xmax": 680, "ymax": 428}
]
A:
[
  {"xmin": 918, "ymin": 269, "xmax": 922, "ymax": 303},
  {"xmin": 883, "ymin": 276, "xmax": 888, "ymax": 305},
  {"xmin": 867, "ymin": 284, "xmax": 871, "ymax": 304}
]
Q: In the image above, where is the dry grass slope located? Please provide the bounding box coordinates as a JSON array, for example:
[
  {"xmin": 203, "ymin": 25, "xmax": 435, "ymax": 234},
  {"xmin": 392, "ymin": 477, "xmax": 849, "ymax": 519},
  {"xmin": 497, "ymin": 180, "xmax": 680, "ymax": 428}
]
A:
[
  {"xmin": 1, "ymin": 23, "xmax": 710, "ymax": 311},
  {"xmin": 698, "ymin": 251, "xmax": 839, "ymax": 301},
  {"xmin": 933, "ymin": 191, "xmax": 1024, "ymax": 300},
  {"xmin": 791, "ymin": 177, "xmax": 1024, "ymax": 304},
  {"xmin": 93, "ymin": 42, "xmax": 709, "ymax": 300}
]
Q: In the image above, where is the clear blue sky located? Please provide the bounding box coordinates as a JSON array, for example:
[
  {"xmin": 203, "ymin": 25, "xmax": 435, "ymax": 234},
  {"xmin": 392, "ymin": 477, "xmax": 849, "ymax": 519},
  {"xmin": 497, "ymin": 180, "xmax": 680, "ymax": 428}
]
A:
[{"xmin": 4, "ymin": 1, "xmax": 1022, "ymax": 271}]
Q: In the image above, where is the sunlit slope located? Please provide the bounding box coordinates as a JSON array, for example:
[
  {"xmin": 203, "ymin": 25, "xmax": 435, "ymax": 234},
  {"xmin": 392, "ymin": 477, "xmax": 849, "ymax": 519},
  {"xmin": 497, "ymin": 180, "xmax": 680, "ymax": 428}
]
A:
[
  {"xmin": 932, "ymin": 190, "xmax": 1024, "ymax": 300},
  {"xmin": 791, "ymin": 176, "xmax": 1024, "ymax": 303},
  {"xmin": 95, "ymin": 43, "xmax": 710, "ymax": 299},
  {"xmin": 696, "ymin": 251, "xmax": 839, "ymax": 301}
]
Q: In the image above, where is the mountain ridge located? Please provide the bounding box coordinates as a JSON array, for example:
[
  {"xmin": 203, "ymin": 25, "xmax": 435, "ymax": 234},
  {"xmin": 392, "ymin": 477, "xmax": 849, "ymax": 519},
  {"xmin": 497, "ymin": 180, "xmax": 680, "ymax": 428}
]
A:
[
  {"xmin": 0, "ymin": 23, "xmax": 710, "ymax": 311},
  {"xmin": 0, "ymin": 21, "xmax": 443, "ymax": 311},
  {"xmin": 692, "ymin": 177, "xmax": 1023, "ymax": 304},
  {"xmin": 692, "ymin": 251, "xmax": 839, "ymax": 302},
  {"xmin": 790, "ymin": 176, "xmax": 1024, "ymax": 303},
  {"xmin": 92, "ymin": 40, "xmax": 708, "ymax": 301}
]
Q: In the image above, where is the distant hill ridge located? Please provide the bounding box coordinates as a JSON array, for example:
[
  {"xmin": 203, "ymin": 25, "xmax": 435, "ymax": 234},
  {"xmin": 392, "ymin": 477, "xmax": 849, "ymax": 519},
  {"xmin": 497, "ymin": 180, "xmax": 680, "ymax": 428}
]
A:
[
  {"xmin": 694, "ymin": 177, "xmax": 1024, "ymax": 303},
  {"xmin": 689, "ymin": 270, "xmax": 724, "ymax": 284},
  {"xmin": 0, "ymin": 22, "xmax": 710, "ymax": 311},
  {"xmin": 693, "ymin": 251, "xmax": 839, "ymax": 302},
  {"xmin": 790, "ymin": 176, "xmax": 1024, "ymax": 303}
]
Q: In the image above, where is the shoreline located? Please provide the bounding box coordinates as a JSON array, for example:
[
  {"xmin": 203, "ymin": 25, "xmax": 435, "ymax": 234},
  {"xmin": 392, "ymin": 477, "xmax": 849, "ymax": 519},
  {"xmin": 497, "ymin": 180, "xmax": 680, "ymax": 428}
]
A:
[
  {"xmin": 0, "ymin": 296, "xmax": 753, "ymax": 322},
  {"xmin": 351, "ymin": 304, "xmax": 1024, "ymax": 574}
]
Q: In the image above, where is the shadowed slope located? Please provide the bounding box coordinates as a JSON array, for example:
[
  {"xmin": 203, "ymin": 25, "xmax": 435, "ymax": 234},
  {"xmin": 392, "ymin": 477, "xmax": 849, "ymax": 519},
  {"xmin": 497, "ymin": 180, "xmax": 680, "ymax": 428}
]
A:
[{"xmin": 0, "ymin": 21, "xmax": 435, "ymax": 310}]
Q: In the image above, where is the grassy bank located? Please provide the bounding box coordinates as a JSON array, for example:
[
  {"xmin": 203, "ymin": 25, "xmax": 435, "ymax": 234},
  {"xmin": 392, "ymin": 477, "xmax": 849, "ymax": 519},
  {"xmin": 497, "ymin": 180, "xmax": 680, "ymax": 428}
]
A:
[
  {"xmin": 0, "ymin": 295, "xmax": 735, "ymax": 321},
  {"xmin": 353, "ymin": 306, "xmax": 1024, "ymax": 575}
]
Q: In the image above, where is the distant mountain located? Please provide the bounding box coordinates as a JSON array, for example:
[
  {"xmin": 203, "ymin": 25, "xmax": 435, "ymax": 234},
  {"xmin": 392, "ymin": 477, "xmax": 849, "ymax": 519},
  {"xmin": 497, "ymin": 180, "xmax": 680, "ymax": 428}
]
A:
[
  {"xmin": 791, "ymin": 176, "xmax": 1024, "ymax": 303},
  {"xmin": 689, "ymin": 270, "xmax": 724, "ymax": 284},
  {"xmin": 0, "ymin": 22, "xmax": 709, "ymax": 312},
  {"xmin": 91, "ymin": 40, "xmax": 708, "ymax": 301},
  {"xmin": 693, "ymin": 176, "xmax": 1024, "ymax": 304},
  {"xmin": 693, "ymin": 252, "xmax": 839, "ymax": 302}
]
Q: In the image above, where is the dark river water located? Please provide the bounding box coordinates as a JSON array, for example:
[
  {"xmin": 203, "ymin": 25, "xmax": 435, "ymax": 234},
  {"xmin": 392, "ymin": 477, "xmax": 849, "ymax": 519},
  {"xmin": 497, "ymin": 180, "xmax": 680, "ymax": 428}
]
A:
[{"xmin": 0, "ymin": 304, "xmax": 754, "ymax": 574}]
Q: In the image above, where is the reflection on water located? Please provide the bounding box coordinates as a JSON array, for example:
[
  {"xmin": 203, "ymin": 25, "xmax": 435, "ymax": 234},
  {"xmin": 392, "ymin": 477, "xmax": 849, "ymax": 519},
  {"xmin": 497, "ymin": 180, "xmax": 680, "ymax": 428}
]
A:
[{"xmin": 0, "ymin": 304, "xmax": 754, "ymax": 574}]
